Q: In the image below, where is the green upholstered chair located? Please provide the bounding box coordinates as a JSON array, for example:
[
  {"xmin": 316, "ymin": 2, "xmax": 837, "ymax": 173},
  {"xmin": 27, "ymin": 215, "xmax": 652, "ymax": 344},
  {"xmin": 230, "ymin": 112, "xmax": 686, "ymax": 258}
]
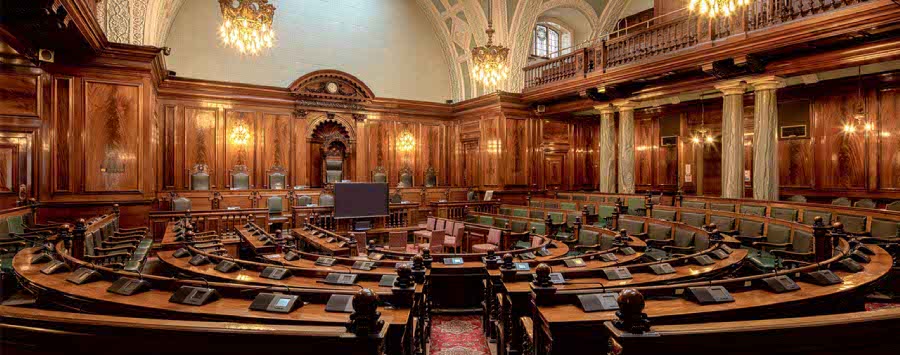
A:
[
  {"xmin": 787, "ymin": 195, "xmax": 807, "ymax": 203},
  {"xmin": 558, "ymin": 194, "xmax": 572, "ymax": 200},
  {"xmin": 663, "ymin": 228, "xmax": 696, "ymax": 254},
  {"xmin": 398, "ymin": 165, "xmax": 413, "ymax": 188},
  {"xmin": 619, "ymin": 219, "xmax": 647, "ymax": 239},
  {"xmin": 682, "ymin": 200, "xmax": 707, "ymax": 209},
  {"xmin": 886, "ymin": 200, "xmax": 900, "ymax": 211},
  {"xmin": 267, "ymin": 196, "xmax": 289, "ymax": 228},
  {"xmin": 267, "ymin": 166, "xmax": 286, "ymax": 190},
  {"xmin": 297, "ymin": 195, "xmax": 313, "ymax": 206},
  {"xmin": 494, "ymin": 218, "xmax": 509, "ymax": 229},
  {"xmin": 772, "ymin": 230, "xmax": 814, "ymax": 260},
  {"xmin": 560, "ymin": 202, "xmax": 578, "ymax": 211},
  {"xmin": 692, "ymin": 232, "xmax": 710, "ymax": 252},
  {"xmin": 831, "ymin": 197, "xmax": 852, "ymax": 207},
  {"xmin": 324, "ymin": 159, "xmax": 343, "ymax": 184},
  {"xmin": 651, "ymin": 209, "xmax": 676, "ymax": 221},
  {"xmin": 680, "ymin": 212, "xmax": 706, "ymax": 228},
  {"xmin": 753, "ymin": 224, "xmax": 792, "ymax": 252},
  {"xmin": 190, "ymin": 164, "xmax": 210, "ymax": 191},
  {"xmin": 512, "ymin": 209, "xmax": 528, "ymax": 218},
  {"xmin": 588, "ymin": 196, "xmax": 605, "ymax": 202},
  {"xmin": 595, "ymin": 205, "xmax": 616, "ymax": 227},
  {"xmin": 576, "ymin": 229, "xmax": 600, "ymax": 249},
  {"xmin": 709, "ymin": 215, "xmax": 736, "ymax": 235},
  {"xmin": 510, "ymin": 220, "xmax": 528, "ymax": 233},
  {"xmin": 710, "ymin": 203, "xmax": 736, "ymax": 212},
  {"xmin": 645, "ymin": 222, "xmax": 674, "ymax": 247},
  {"xmin": 478, "ymin": 215, "xmax": 494, "ymax": 226},
  {"xmin": 863, "ymin": 218, "xmax": 899, "ymax": 244},
  {"xmin": 544, "ymin": 201, "xmax": 560, "ymax": 209},
  {"xmin": 547, "ymin": 212, "xmax": 564, "ymax": 225},
  {"xmin": 372, "ymin": 166, "xmax": 387, "ymax": 183},
  {"xmin": 172, "ymin": 197, "xmax": 192, "ymax": 212},
  {"xmin": 424, "ymin": 167, "xmax": 437, "ymax": 187},
  {"xmin": 319, "ymin": 193, "xmax": 335, "ymax": 207},
  {"xmin": 529, "ymin": 200, "xmax": 542, "ymax": 207},
  {"xmin": 740, "ymin": 205, "xmax": 767, "ymax": 216},
  {"xmin": 390, "ymin": 190, "xmax": 403, "ymax": 204},
  {"xmin": 836, "ymin": 214, "xmax": 868, "ymax": 235},
  {"xmin": 802, "ymin": 210, "xmax": 831, "ymax": 225},
  {"xmin": 599, "ymin": 234, "xmax": 616, "ymax": 250},
  {"xmin": 734, "ymin": 219, "xmax": 765, "ymax": 245},
  {"xmin": 6, "ymin": 215, "xmax": 25, "ymax": 235},
  {"xmin": 530, "ymin": 222, "xmax": 546, "ymax": 235},
  {"xmin": 0, "ymin": 218, "xmax": 10, "ymax": 241},
  {"xmin": 626, "ymin": 197, "xmax": 645, "ymax": 216},
  {"xmin": 231, "ymin": 167, "xmax": 250, "ymax": 190},
  {"xmin": 499, "ymin": 207, "xmax": 512, "ymax": 216},
  {"xmin": 771, "ymin": 207, "xmax": 799, "ymax": 222},
  {"xmin": 853, "ymin": 199, "xmax": 876, "ymax": 209},
  {"xmin": 529, "ymin": 210, "xmax": 545, "ymax": 220},
  {"xmin": 581, "ymin": 203, "xmax": 596, "ymax": 215},
  {"xmin": 573, "ymin": 195, "xmax": 587, "ymax": 201}
]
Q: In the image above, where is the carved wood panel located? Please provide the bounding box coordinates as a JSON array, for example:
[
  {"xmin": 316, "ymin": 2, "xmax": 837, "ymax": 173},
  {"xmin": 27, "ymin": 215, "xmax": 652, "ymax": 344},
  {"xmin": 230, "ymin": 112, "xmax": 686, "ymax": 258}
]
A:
[
  {"xmin": 52, "ymin": 76, "xmax": 73, "ymax": 192},
  {"xmin": 506, "ymin": 118, "xmax": 530, "ymax": 186},
  {"xmin": 814, "ymin": 93, "xmax": 868, "ymax": 190},
  {"xmin": 877, "ymin": 88, "xmax": 900, "ymax": 191},
  {"xmin": 83, "ymin": 80, "xmax": 141, "ymax": 192},
  {"xmin": 481, "ymin": 117, "xmax": 502, "ymax": 187},
  {"xmin": 224, "ymin": 110, "xmax": 257, "ymax": 188},
  {"xmin": 260, "ymin": 113, "xmax": 291, "ymax": 187},
  {"xmin": 183, "ymin": 107, "xmax": 219, "ymax": 189},
  {"xmin": 635, "ymin": 118, "xmax": 655, "ymax": 188},
  {"xmin": 0, "ymin": 72, "xmax": 39, "ymax": 117}
]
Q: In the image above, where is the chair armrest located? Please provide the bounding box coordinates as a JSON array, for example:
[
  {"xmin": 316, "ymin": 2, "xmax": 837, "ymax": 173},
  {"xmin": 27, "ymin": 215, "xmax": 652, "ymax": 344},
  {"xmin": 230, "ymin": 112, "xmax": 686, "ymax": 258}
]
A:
[
  {"xmin": 631, "ymin": 232, "xmax": 649, "ymax": 240},
  {"xmin": 735, "ymin": 235, "xmax": 766, "ymax": 244},
  {"xmin": 646, "ymin": 239, "xmax": 674, "ymax": 247},
  {"xmin": 95, "ymin": 245, "xmax": 136, "ymax": 254},
  {"xmin": 662, "ymin": 245, "xmax": 693, "ymax": 252},
  {"xmin": 857, "ymin": 237, "xmax": 900, "ymax": 244},
  {"xmin": 118, "ymin": 227, "xmax": 149, "ymax": 232},
  {"xmin": 771, "ymin": 249, "xmax": 814, "ymax": 259},
  {"xmin": 718, "ymin": 229, "xmax": 738, "ymax": 236}
]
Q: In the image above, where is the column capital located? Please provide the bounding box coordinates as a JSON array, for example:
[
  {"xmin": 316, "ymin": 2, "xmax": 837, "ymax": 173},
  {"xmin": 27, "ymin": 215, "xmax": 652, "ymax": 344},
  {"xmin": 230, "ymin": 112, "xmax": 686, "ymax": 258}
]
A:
[
  {"xmin": 612, "ymin": 100, "xmax": 638, "ymax": 111},
  {"xmin": 746, "ymin": 76, "xmax": 786, "ymax": 91},
  {"xmin": 596, "ymin": 105, "xmax": 616, "ymax": 115},
  {"xmin": 714, "ymin": 80, "xmax": 748, "ymax": 96}
]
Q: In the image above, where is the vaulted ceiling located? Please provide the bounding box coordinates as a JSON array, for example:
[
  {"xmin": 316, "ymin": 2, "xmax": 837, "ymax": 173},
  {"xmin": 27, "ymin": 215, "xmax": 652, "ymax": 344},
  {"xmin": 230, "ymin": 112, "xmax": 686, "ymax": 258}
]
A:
[{"xmin": 92, "ymin": 0, "xmax": 640, "ymax": 102}]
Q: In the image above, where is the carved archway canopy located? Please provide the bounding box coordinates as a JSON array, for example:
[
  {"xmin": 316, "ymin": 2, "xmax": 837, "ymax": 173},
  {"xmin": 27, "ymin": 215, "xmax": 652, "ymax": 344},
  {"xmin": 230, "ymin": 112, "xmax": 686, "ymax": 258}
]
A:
[{"xmin": 288, "ymin": 70, "xmax": 375, "ymax": 102}]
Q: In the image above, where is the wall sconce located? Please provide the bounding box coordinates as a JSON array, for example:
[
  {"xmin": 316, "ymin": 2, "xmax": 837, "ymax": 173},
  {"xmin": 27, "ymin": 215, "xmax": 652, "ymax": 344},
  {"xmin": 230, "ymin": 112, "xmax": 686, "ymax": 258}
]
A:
[
  {"xmin": 396, "ymin": 130, "xmax": 415, "ymax": 152},
  {"xmin": 230, "ymin": 122, "xmax": 251, "ymax": 145}
]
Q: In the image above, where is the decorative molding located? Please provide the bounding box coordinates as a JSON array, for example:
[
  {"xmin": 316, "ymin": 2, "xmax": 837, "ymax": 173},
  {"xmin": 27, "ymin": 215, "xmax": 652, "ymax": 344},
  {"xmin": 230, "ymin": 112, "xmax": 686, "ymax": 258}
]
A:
[{"xmin": 289, "ymin": 70, "xmax": 375, "ymax": 103}]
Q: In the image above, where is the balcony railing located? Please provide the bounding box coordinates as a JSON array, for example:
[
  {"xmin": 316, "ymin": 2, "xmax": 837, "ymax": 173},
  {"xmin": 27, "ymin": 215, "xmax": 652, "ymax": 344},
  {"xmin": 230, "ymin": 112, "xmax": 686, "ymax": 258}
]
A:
[{"xmin": 522, "ymin": 0, "xmax": 872, "ymax": 90}]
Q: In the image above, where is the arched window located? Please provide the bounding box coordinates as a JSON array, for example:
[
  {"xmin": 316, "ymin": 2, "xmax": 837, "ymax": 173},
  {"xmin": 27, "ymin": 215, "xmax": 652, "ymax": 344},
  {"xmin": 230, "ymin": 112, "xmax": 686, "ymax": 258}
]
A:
[{"xmin": 532, "ymin": 24, "xmax": 559, "ymax": 58}]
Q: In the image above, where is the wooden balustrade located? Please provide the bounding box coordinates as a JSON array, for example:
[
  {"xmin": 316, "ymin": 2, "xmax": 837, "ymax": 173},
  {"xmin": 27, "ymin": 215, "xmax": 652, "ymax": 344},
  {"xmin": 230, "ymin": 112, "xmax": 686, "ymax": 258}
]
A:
[
  {"xmin": 290, "ymin": 203, "xmax": 420, "ymax": 232},
  {"xmin": 522, "ymin": 0, "xmax": 871, "ymax": 90},
  {"xmin": 431, "ymin": 200, "xmax": 501, "ymax": 221},
  {"xmin": 149, "ymin": 209, "xmax": 269, "ymax": 242}
]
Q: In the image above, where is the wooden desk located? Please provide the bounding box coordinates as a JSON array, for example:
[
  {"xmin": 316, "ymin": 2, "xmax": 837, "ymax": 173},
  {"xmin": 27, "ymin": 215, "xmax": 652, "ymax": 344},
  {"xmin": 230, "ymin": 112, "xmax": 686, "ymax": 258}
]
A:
[
  {"xmin": 159, "ymin": 221, "xmax": 240, "ymax": 256},
  {"xmin": 532, "ymin": 245, "xmax": 893, "ymax": 355},
  {"xmin": 291, "ymin": 228, "xmax": 350, "ymax": 256},
  {"xmin": 235, "ymin": 226, "xmax": 277, "ymax": 255}
]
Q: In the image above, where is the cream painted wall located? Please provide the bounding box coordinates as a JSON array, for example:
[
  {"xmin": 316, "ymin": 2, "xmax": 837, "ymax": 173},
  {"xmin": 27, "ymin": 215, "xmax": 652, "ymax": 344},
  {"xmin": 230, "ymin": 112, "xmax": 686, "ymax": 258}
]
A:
[{"xmin": 165, "ymin": 0, "xmax": 452, "ymax": 102}]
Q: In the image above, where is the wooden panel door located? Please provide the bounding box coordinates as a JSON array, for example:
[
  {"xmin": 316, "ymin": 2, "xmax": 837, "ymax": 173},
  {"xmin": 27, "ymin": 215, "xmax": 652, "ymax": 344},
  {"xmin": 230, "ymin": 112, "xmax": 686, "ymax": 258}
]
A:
[{"xmin": 544, "ymin": 154, "xmax": 565, "ymax": 191}]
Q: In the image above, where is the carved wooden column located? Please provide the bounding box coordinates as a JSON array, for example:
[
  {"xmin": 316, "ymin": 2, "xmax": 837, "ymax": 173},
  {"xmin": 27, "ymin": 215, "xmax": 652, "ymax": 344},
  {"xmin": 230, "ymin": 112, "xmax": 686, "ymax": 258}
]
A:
[
  {"xmin": 748, "ymin": 76, "xmax": 785, "ymax": 201},
  {"xmin": 614, "ymin": 100, "xmax": 638, "ymax": 194},
  {"xmin": 597, "ymin": 105, "xmax": 617, "ymax": 193},
  {"xmin": 714, "ymin": 81, "xmax": 747, "ymax": 199}
]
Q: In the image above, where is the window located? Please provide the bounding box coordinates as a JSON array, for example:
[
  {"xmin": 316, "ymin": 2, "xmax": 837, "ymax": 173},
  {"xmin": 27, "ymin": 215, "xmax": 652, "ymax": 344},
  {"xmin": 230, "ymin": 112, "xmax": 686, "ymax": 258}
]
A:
[
  {"xmin": 532, "ymin": 24, "xmax": 562, "ymax": 58},
  {"xmin": 534, "ymin": 25, "xmax": 549, "ymax": 57}
]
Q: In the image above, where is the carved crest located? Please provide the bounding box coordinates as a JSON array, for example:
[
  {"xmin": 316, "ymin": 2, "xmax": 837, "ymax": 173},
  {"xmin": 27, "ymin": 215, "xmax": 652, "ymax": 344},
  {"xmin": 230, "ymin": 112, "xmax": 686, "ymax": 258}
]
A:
[{"xmin": 289, "ymin": 70, "xmax": 375, "ymax": 103}]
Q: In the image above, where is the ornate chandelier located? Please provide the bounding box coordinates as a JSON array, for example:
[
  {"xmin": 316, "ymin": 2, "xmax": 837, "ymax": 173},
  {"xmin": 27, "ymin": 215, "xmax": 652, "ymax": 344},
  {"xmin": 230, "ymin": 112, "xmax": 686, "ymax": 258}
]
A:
[
  {"xmin": 218, "ymin": 0, "xmax": 276, "ymax": 55},
  {"xmin": 396, "ymin": 130, "xmax": 416, "ymax": 152},
  {"xmin": 688, "ymin": 0, "xmax": 752, "ymax": 18},
  {"xmin": 471, "ymin": 0, "xmax": 509, "ymax": 88}
]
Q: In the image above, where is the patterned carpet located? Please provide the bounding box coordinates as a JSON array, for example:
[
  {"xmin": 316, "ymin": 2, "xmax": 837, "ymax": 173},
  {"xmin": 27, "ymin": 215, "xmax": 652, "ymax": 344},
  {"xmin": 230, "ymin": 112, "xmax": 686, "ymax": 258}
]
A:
[
  {"xmin": 865, "ymin": 302, "xmax": 900, "ymax": 311},
  {"xmin": 430, "ymin": 315, "xmax": 492, "ymax": 355}
]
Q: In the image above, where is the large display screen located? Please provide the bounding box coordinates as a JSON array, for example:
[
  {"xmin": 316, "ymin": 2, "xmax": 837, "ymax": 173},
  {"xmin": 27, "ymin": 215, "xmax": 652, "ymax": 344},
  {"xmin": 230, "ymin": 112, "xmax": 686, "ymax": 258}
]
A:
[{"xmin": 333, "ymin": 183, "xmax": 389, "ymax": 219}]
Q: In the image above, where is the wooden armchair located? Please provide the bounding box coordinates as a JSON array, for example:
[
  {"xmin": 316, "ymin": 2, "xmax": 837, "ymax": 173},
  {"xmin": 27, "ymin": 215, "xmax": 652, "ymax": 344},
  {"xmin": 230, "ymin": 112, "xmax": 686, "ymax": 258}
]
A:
[
  {"xmin": 662, "ymin": 228, "xmax": 697, "ymax": 255},
  {"xmin": 619, "ymin": 218, "xmax": 648, "ymax": 239},
  {"xmin": 751, "ymin": 224, "xmax": 792, "ymax": 252},
  {"xmin": 644, "ymin": 223, "xmax": 674, "ymax": 248},
  {"xmin": 734, "ymin": 219, "xmax": 766, "ymax": 245},
  {"xmin": 771, "ymin": 230, "xmax": 815, "ymax": 260}
]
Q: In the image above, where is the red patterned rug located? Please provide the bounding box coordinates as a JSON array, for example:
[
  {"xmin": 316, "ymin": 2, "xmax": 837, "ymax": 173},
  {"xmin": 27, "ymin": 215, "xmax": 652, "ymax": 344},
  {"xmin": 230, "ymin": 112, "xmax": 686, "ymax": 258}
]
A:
[{"xmin": 430, "ymin": 315, "xmax": 492, "ymax": 355}]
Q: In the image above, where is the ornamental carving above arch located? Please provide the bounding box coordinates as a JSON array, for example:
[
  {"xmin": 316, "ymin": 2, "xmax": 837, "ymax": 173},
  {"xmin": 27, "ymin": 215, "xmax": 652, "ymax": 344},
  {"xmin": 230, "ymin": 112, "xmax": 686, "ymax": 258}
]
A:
[
  {"xmin": 288, "ymin": 70, "xmax": 375, "ymax": 102},
  {"xmin": 306, "ymin": 112, "xmax": 357, "ymax": 145}
]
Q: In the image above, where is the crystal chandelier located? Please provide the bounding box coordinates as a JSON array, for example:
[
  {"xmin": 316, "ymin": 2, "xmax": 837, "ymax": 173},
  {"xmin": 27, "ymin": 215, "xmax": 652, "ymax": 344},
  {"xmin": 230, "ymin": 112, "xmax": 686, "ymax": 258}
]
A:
[
  {"xmin": 688, "ymin": 0, "xmax": 752, "ymax": 18},
  {"xmin": 471, "ymin": 0, "xmax": 509, "ymax": 88},
  {"xmin": 396, "ymin": 130, "xmax": 416, "ymax": 152},
  {"xmin": 218, "ymin": 0, "xmax": 276, "ymax": 55}
]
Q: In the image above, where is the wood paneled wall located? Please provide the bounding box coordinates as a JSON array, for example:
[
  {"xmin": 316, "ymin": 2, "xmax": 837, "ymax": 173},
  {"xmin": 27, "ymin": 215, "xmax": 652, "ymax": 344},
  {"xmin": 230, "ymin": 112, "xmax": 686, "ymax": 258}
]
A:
[{"xmin": 627, "ymin": 73, "xmax": 900, "ymax": 200}]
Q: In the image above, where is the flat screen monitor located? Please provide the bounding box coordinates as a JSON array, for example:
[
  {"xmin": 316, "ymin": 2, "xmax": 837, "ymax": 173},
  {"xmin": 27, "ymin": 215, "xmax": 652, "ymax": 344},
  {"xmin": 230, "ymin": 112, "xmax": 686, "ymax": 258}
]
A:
[{"xmin": 334, "ymin": 183, "xmax": 389, "ymax": 219}]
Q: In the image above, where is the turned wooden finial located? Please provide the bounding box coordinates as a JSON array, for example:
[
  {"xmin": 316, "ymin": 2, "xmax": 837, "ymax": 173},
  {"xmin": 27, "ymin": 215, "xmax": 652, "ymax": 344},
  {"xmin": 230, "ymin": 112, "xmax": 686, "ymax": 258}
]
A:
[
  {"xmin": 395, "ymin": 263, "xmax": 413, "ymax": 289},
  {"xmin": 614, "ymin": 288, "xmax": 651, "ymax": 334},
  {"xmin": 533, "ymin": 263, "xmax": 553, "ymax": 288},
  {"xmin": 501, "ymin": 253, "xmax": 514, "ymax": 269},
  {"xmin": 347, "ymin": 288, "xmax": 384, "ymax": 336},
  {"xmin": 412, "ymin": 254, "xmax": 425, "ymax": 270}
]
